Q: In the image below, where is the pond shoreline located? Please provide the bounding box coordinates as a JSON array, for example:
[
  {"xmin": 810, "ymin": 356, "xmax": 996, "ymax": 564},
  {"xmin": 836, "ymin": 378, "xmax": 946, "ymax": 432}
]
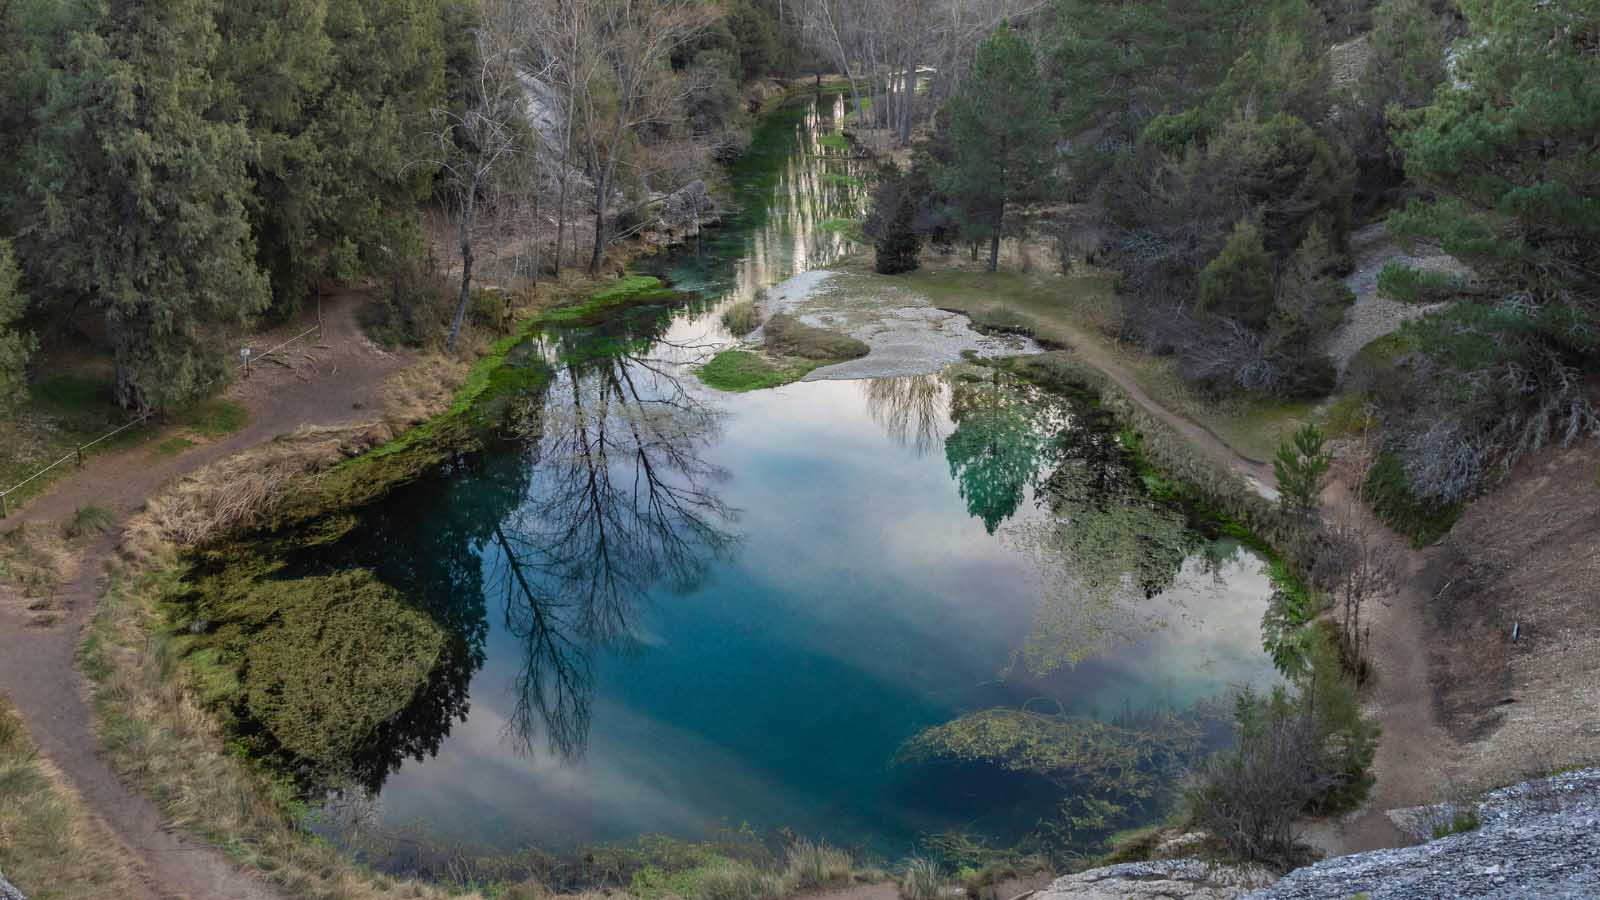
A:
[{"xmin": 80, "ymin": 97, "xmax": 1307, "ymax": 900}]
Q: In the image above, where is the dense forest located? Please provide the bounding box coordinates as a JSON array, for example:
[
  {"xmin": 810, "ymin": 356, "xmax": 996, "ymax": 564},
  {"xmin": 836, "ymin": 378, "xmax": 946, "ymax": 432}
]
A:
[
  {"xmin": 859, "ymin": 0, "xmax": 1598, "ymax": 516},
  {"xmin": 0, "ymin": 0, "xmax": 805, "ymax": 410}
]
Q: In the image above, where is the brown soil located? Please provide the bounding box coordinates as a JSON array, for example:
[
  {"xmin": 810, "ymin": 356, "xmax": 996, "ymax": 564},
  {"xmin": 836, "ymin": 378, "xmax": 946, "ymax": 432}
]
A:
[{"xmin": 0, "ymin": 290, "xmax": 407, "ymax": 900}]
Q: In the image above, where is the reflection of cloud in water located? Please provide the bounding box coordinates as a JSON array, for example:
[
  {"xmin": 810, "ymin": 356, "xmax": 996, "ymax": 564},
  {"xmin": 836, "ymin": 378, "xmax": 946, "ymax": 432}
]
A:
[{"xmin": 375, "ymin": 696, "xmax": 805, "ymax": 852}]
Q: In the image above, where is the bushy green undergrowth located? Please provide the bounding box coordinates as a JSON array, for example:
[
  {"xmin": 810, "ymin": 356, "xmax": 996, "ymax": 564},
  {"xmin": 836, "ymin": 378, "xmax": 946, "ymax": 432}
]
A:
[
  {"xmin": 1363, "ymin": 451, "xmax": 1460, "ymax": 546},
  {"xmin": 1377, "ymin": 263, "xmax": 1464, "ymax": 304}
]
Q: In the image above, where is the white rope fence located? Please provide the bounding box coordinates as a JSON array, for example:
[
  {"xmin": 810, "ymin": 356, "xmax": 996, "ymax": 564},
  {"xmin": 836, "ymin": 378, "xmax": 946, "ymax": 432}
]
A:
[{"xmin": 0, "ymin": 324, "xmax": 322, "ymax": 518}]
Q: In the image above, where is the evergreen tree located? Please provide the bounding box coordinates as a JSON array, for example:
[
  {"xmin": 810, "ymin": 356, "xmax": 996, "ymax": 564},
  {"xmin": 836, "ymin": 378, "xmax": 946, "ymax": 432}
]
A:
[
  {"xmin": 942, "ymin": 24, "xmax": 1055, "ymax": 271},
  {"xmin": 1273, "ymin": 423, "xmax": 1331, "ymax": 519},
  {"xmin": 0, "ymin": 241, "xmax": 35, "ymax": 410},
  {"xmin": 1386, "ymin": 0, "xmax": 1600, "ymax": 473},
  {"xmin": 1197, "ymin": 221, "xmax": 1274, "ymax": 329},
  {"xmin": 21, "ymin": 0, "xmax": 269, "ymax": 410},
  {"xmin": 868, "ymin": 164, "xmax": 922, "ymax": 275}
]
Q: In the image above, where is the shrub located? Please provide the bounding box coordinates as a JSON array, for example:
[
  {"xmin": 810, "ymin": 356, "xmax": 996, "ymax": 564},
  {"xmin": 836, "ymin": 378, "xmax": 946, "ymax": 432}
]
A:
[
  {"xmin": 63, "ymin": 505, "xmax": 116, "ymax": 539},
  {"xmin": 783, "ymin": 840, "xmax": 853, "ymax": 891},
  {"xmin": 721, "ymin": 301, "xmax": 761, "ymax": 337},
  {"xmin": 1197, "ymin": 221, "xmax": 1274, "ymax": 330},
  {"xmin": 1376, "ymin": 263, "xmax": 1463, "ymax": 304},
  {"xmin": 1363, "ymin": 450, "xmax": 1460, "ymax": 546},
  {"xmin": 1184, "ymin": 635, "xmax": 1377, "ymax": 864},
  {"xmin": 899, "ymin": 858, "xmax": 943, "ymax": 900}
]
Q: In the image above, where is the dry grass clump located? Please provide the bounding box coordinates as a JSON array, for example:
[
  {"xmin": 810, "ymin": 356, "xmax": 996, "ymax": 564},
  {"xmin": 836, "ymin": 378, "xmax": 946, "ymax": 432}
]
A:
[
  {"xmin": 377, "ymin": 352, "xmax": 470, "ymax": 434},
  {"xmin": 84, "ymin": 550, "xmax": 484, "ymax": 900},
  {"xmin": 0, "ymin": 521, "xmax": 71, "ymax": 602},
  {"xmin": 721, "ymin": 300, "xmax": 762, "ymax": 337},
  {"xmin": 782, "ymin": 840, "xmax": 854, "ymax": 892},
  {"xmin": 0, "ymin": 696, "xmax": 149, "ymax": 900},
  {"xmin": 124, "ymin": 424, "xmax": 384, "ymax": 559},
  {"xmin": 898, "ymin": 857, "xmax": 944, "ymax": 900},
  {"xmin": 694, "ymin": 860, "xmax": 787, "ymax": 900}
]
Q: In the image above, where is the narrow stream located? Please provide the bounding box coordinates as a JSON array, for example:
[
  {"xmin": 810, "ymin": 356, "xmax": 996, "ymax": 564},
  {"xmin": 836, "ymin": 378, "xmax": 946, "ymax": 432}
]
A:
[{"xmin": 193, "ymin": 93, "xmax": 1280, "ymax": 869}]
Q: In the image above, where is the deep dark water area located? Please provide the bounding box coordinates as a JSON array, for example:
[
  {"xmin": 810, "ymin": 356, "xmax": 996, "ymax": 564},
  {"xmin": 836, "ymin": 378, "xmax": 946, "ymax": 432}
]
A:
[{"xmin": 172, "ymin": 93, "xmax": 1281, "ymax": 877}]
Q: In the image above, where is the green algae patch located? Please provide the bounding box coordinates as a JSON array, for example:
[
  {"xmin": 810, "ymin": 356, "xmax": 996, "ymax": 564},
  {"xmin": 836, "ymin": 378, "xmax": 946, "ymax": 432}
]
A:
[
  {"xmin": 541, "ymin": 275, "xmax": 681, "ymax": 327},
  {"xmin": 697, "ymin": 350, "xmax": 820, "ymax": 391},
  {"xmin": 177, "ymin": 563, "xmax": 447, "ymax": 777}
]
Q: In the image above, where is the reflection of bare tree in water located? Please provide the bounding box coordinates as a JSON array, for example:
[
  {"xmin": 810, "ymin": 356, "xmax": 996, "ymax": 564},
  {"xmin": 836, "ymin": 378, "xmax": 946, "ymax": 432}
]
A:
[
  {"xmin": 485, "ymin": 354, "xmax": 738, "ymax": 758},
  {"xmin": 861, "ymin": 374, "xmax": 950, "ymax": 457}
]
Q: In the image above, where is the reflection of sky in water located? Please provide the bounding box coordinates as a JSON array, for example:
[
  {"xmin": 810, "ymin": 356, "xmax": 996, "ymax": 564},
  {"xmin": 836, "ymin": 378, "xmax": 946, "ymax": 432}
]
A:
[
  {"xmin": 370, "ymin": 376, "xmax": 1278, "ymax": 855},
  {"xmin": 354, "ymin": 93, "xmax": 1278, "ymax": 858}
]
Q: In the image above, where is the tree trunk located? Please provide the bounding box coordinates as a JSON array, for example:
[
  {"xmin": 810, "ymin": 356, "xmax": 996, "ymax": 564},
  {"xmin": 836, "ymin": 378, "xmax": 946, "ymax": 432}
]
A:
[
  {"xmin": 447, "ymin": 189, "xmax": 476, "ymax": 350},
  {"xmin": 988, "ymin": 205, "xmax": 1004, "ymax": 272},
  {"xmin": 589, "ymin": 170, "xmax": 608, "ymax": 276}
]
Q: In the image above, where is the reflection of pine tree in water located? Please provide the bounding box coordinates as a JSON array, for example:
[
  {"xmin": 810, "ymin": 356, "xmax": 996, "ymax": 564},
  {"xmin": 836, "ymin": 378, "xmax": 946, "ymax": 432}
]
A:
[
  {"xmin": 931, "ymin": 372, "xmax": 1196, "ymax": 675},
  {"xmin": 487, "ymin": 352, "xmax": 738, "ymax": 759}
]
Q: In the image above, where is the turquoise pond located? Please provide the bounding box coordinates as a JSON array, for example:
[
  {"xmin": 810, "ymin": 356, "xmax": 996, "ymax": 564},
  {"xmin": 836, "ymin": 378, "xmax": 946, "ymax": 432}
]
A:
[{"xmin": 260, "ymin": 94, "xmax": 1280, "ymax": 865}]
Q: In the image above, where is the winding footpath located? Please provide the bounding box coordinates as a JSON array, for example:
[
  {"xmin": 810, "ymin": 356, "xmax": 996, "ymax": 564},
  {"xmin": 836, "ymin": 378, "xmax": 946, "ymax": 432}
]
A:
[{"xmin": 0, "ymin": 295, "xmax": 406, "ymax": 900}]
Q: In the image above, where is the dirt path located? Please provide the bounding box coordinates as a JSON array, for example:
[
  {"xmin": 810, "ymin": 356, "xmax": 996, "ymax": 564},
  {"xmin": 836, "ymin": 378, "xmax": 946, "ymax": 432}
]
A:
[
  {"xmin": 1301, "ymin": 479, "xmax": 1463, "ymax": 856},
  {"xmin": 0, "ymin": 292, "xmax": 408, "ymax": 900}
]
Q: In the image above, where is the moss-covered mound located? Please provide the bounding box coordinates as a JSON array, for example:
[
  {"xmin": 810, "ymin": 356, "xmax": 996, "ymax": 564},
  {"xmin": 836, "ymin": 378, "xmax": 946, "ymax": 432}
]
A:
[
  {"xmin": 762, "ymin": 313, "xmax": 869, "ymax": 360},
  {"xmin": 696, "ymin": 350, "xmax": 819, "ymax": 392},
  {"xmin": 542, "ymin": 275, "xmax": 681, "ymax": 327}
]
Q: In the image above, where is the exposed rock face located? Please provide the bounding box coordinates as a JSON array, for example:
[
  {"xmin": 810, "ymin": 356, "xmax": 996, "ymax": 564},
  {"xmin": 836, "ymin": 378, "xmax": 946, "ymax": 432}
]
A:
[
  {"xmin": 1037, "ymin": 860, "xmax": 1274, "ymax": 900},
  {"xmin": 0, "ymin": 870, "xmax": 25, "ymax": 900},
  {"xmin": 1248, "ymin": 769, "xmax": 1600, "ymax": 899}
]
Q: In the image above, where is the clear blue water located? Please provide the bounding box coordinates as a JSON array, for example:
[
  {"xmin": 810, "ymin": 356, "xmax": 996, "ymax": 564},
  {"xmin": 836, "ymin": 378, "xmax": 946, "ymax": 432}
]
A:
[{"xmin": 276, "ymin": 94, "xmax": 1278, "ymax": 864}]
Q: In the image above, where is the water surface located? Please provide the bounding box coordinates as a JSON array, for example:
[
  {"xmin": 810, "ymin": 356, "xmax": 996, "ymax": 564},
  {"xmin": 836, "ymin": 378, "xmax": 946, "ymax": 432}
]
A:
[{"xmin": 254, "ymin": 94, "xmax": 1280, "ymax": 862}]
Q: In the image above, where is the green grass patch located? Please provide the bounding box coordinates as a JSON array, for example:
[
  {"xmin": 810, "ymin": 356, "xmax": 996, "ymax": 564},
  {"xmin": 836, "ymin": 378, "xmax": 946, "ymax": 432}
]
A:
[
  {"xmin": 29, "ymin": 373, "xmax": 111, "ymax": 416},
  {"xmin": 155, "ymin": 437, "xmax": 196, "ymax": 456},
  {"xmin": 1364, "ymin": 451, "xmax": 1461, "ymax": 546},
  {"xmin": 540, "ymin": 275, "xmax": 680, "ymax": 327},
  {"xmin": 697, "ymin": 350, "xmax": 818, "ymax": 392},
  {"xmin": 173, "ymin": 398, "xmax": 249, "ymax": 438},
  {"xmin": 821, "ymin": 172, "xmax": 863, "ymax": 188}
]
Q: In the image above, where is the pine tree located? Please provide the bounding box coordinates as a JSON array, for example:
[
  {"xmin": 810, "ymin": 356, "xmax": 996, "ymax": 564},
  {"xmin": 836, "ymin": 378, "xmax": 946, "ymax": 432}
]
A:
[
  {"xmin": 869, "ymin": 165, "xmax": 922, "ymax": 275},
  {"xmin": 22, "ymin": 0, "xmax": 269, "ymax": 410},
  {"xmin": 1273, "ymin": 423, "xmax": 1330, "ymax": 519},
  {"xmin": 0, "ymin": 241, "xmax": 35, "ymax": 410},
  {"xmin": 942, "ymin": 24, "xmax": 1055, "ymax": 271},
  {"xmin": 1386, "ymin": 0, "xmax": 1600, "ymax": 465}
]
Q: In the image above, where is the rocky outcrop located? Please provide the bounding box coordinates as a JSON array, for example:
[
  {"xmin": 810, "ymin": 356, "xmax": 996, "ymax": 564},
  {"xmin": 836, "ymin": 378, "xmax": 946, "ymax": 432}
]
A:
[
  {"xmin": 1247, "ymin": 769, "xmax": 1600, "ymax": 899},
  {"xmin": 1037, "ymin": 860, "xmax": 1274, "ymax": 900}
]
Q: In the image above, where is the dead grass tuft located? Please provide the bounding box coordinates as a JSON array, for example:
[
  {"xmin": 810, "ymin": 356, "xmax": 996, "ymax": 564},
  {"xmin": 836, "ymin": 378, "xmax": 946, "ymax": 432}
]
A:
[
  {"xmin": 124, "ymin": 424, "xmax": 385, "ymax": 560},
  {"xmin": 0, "ymin": 696, "xmax": 150, "ymax": 899},
  {"xmin": 0, "ymin": 522, "xmax": 73, "ymax": 601}
]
